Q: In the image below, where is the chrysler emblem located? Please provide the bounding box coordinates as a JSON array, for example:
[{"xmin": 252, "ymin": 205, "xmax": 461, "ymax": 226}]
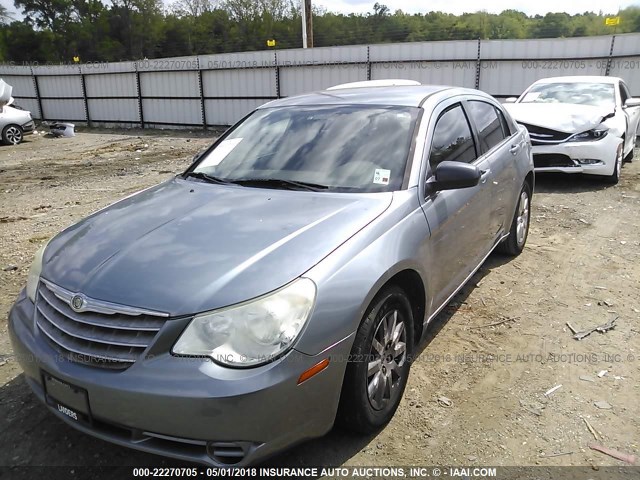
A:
[{"xmin": 70, "ymin": 294, "xmax": 86, "ymax": 312}]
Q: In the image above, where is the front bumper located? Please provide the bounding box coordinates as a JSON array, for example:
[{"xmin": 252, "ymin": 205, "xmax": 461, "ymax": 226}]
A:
[
  {"xmin": 21, "ymin": 120, "xmax": 35, "ymax": 135},
  {"xmin": 8, "ymin": 289, "xmax": 352, "ymax": 466},
  {"xmin": 532, "ymin": 134, "xmax": 621, "ymax": 176}
]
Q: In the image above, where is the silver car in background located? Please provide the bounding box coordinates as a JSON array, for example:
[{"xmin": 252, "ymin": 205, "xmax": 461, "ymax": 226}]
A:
[
  {"xmin": 504, "ymin": 76, "xmax": 640, "ymax": 184},
  {"xmin": 9, "ymin": 81, "xmax": 534, "ymax": 466},
  {"xmin": 0, "ymin": 79, "xmax": 35, "ymax": 144}
]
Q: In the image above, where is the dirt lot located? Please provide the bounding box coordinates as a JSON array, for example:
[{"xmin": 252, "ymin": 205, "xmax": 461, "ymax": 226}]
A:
[{"xmin": 0, "ymin": 129, "xmax": 638, "ymax": 473}]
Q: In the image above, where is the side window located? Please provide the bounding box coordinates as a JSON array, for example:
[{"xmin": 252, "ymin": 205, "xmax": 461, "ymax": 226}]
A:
[
  {"xmin": 620, "ymin": 82, "xmax": 631, "ymax": 104},
  {"xmin": 496, "ymin": 108, "xmax": 512, "ymax": 138},
  {"xmin": 467, "ymin": 100, "xmax": 507, "ymax": 152},
  {"xmin": 429, "ymin": 104, "xmax": 477, "ymax": 170}
]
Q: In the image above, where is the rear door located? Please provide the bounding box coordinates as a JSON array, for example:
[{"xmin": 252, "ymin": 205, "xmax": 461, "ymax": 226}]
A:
[
  {"xmin": 465, "ymin": 99, "xmax": 521, "ymax": 243},
  {"xmin": 420, "ymin": 101, "xmax": 493, "ymax": 312}
]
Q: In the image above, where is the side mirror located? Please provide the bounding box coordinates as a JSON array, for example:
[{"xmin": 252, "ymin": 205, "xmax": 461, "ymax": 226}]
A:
[
  {"xmin": 624, "ymin": 98, "xmax": 640, "ymax": 108},
  {"xmin": 504, "ymin": 97, "xmax": 518, "ymax": 103},
  {"xmin": 427, "ymin": 161, "xmax": 481, "ymax": 192}
]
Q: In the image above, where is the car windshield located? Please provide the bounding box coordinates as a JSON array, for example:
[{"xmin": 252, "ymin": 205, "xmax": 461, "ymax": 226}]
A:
[
  {"xmin": 190, "ymin": 105, "xmax": 420, "ymax": 192},
  {"xmin": 519, "ymin": 82, "xmax": 615, "ymax": 107}
]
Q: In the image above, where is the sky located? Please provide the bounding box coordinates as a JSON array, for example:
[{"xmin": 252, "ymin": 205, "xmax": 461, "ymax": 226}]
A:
[{"xmin": 1, "ymin": 0, "xmax": 638, "ymax": 19}]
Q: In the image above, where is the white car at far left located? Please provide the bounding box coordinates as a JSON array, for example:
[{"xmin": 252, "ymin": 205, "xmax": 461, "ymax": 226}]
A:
[{"xmin": 504, "ymin": 76, "xmax": 640, "ymax": 184}]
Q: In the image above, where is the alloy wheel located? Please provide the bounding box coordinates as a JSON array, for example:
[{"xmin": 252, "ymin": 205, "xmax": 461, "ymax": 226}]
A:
[
  {"xmin": 367, "ymin": 309, "xmax": 407, "ymax": 411},
  {"xmin": 5, "ymin": 126, "xmax": 22, "ymax": 145},
  {"xmin": 516, "ymin": 190, "xmax": 529, "ymax": 247}
]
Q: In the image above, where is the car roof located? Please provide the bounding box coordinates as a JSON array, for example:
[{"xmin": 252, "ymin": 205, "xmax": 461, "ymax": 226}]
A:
[
  {"xmin": 260, "ymin": 85, "xmax": 458, "ymax": 108},
  {"xmin": 532, "ymin": 76, "xmax": 622, "ymax": 85}
]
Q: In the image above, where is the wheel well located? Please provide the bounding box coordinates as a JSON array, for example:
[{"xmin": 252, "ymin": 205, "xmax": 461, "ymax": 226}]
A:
[
  {"xmin": 525, "ymin": 171, "xmax": 534, "ymax": 193},
  {"xmin": 384, "ymin": 270, "xmax": 426, "ymax": 348}
]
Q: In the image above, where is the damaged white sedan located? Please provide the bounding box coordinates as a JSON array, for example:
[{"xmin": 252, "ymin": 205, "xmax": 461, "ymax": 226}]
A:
[{"xmin": 504, "ymin": 76, "xmax": 640, "ymax": 184}]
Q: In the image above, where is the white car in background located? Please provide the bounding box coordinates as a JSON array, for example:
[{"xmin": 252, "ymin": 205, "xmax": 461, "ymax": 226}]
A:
[
  {"xmin": 504, "ymin": 76, "xmax": 640, "ymax": 184},
  {"xmin": 0, "ymin": 78, "xmax": 35, "ymax": 145}
]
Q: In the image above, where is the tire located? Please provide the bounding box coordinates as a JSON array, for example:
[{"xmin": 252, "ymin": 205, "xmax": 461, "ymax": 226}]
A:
[
  {"xmin": 2, "ymin": 124, "xmax": 23, "ymax": 145},
  {"xmin": 337, "ymin": 285, "xmax": 414, "ymax": 434},
  {"xmin": 497, "ymin": 181, "xmax": 531, "ymax": 256},
  {"xmin": 603, "ymin": 144, "xmax": 623, "ymax": 184},
  {"xmin": 624, "ymin": 149, "xmax": 634, "ymax": 163}
]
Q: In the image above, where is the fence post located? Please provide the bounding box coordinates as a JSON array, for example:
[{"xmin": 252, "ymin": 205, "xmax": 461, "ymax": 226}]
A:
[
  {"xmin": 274, "ymin": 50, "xmax": 281, "ymax": 99},
  {"xmin": 30, "ymin": 66, "xmax": 44, "ymax": 122},
  {"xmin": 135, "ymin": 63, "xmax": 144, "ymax": 128},
  {"xmin": 79, "ymin": 66, "xmax": 91, "ymax": 127},
  {"xmin": 475, "ymin": 37, "xmax": 481, "ymax": 90},
  {"xmin": 197, "ymin": 57, "xmax": 206, "ymax": 129},
  {"xmin": 605, "ymin": 35, "xmax": 616, "ymax": 76},
  {"xmin": 367, "ymin": 45, "xmax": 372, "ymax": 81}
]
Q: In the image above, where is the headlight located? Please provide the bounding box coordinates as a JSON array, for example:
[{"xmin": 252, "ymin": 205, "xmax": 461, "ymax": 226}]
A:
[
  {"xmin": 172, "ymin": 278, "xmax": 316, "ymax": 367},
  {"xmin": 568, "ymin": 128, "xmax": 608, "ymax": 142},
  {"xmin": 26, "ymin": 241, "xmax": 49, "ymax": 302}
]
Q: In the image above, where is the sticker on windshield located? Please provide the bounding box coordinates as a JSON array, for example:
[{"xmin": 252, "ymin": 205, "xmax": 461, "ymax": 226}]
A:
[
  {"xmin": 197, "ymin": 138, "xmax": 243, "ymax": 168},
  {"xmin": 373, "ymin": 168, "xmax": 391, "ymax": 185}
]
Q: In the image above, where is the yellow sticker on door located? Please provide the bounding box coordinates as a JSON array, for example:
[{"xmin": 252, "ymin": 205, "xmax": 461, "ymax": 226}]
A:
[{"xmin": 373, "ymin": 168, "xmax": 391, "ymax": 185}]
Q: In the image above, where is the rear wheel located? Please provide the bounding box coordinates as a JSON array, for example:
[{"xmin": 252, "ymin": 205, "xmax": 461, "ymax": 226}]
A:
[
  {"xmin": 2, "ymin": 125, "xmax": 23, "ymax": 145},
  {"xmin": 497, "ymin": 182, "xmax": 531, "ymax": 256},
  {"xmin": 337, "ymin": 286, "xmax": 413, "ymax": 434}
]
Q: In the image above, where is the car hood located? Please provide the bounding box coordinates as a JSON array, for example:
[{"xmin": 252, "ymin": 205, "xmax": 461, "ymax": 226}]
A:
[
  {"xmin": 42, "ymin": 178, "xmax": 392, "ymax": 316},
  {"xmin": 504, "ymin": 103, "xmax": 614, "ymax": 133}
]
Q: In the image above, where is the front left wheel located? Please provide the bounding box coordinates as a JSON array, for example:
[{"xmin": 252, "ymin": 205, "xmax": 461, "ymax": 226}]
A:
[
  {"xmin": 603, "ymin": 143, "xmax": 623, "ymax": 184},
  {"xmin": 2, "ymin": 124, "xmax": 23, "ymax": 145},
  {"xmin": 337, "ymin": 285, "xmax": 414, "ymax": 434}
]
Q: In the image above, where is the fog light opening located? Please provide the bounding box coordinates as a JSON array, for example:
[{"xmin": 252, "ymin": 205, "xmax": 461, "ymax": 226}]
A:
[
  {"xmin": 576, "ymin": 159, "xmax": 604, "ymax": 165},
  {"xmin": 297, "ymin": 358, "xmax": 330, "ymax": 385}
]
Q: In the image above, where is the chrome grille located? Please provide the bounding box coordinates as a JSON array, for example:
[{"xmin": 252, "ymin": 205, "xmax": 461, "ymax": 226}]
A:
[
  {"xmin": 519, "ymin": 123, "xmax": 571, "ymax": 145},
  {"xmin": 35, "ymin": 280, "xmax": 168, "ymax": 369}
]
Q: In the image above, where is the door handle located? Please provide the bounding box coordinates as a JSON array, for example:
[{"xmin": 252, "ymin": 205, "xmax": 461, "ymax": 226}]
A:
[{"xmin": 509, "ymin": 144, "xmax": 520, "ymax": 155}]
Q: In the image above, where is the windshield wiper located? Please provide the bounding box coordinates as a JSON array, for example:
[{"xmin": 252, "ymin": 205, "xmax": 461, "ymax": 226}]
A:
[
  {"xmin": 232, "ymin": 178, "xmax": 330, "ymax": 192},
  {"xmin": 184, "ymin": 171, "xmax": 231, "ymax": 185}
]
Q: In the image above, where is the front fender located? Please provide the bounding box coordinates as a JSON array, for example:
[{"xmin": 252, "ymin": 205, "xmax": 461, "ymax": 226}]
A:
[{"xmin": 295, "ymin": 189, "xmax": 430, "ymax": 356}]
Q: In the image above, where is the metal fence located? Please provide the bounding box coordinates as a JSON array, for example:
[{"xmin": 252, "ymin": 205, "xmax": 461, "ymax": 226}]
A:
[{"xmin": 0, "ymin": 32, "xmax": 638, "ymax": 128}]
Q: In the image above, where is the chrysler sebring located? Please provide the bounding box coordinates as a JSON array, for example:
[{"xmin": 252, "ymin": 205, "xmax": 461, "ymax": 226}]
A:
[{"xmin": 9, "ymin": 81, "xmax": 534, "ymax": 466}]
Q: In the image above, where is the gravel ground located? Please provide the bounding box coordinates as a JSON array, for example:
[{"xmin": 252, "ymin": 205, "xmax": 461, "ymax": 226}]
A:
[{"xmin": 0, "ymin": 129, "xmax": 638, "ymax": 476}]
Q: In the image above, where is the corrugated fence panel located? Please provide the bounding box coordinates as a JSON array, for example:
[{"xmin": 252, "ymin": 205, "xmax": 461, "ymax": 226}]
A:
[
  {"xmin": 478, "ymin": 60, "xmax": 609, "ymax": 97},
  {"xmin": 85, "ymin": 73, "xmax": 137, "ymax": 97},
  {"xmin": 202, "ymin": 69, "xmax": 276, "ymax": 98},
  {"xmin": 88, "ymin": 99, "xmax": 139, "ymax": 122},
  {"xmin": 0, "ymin": 75, "xmax": 36, "ymax": 97},
  {"xmin": 81, "ymin": 61, "xmax": 137, "ymax": 74},
  {"xmin": 481, "ymin": 37, "xmax": 613, "ymax": 60},
  {"xmin": 205, "ymin": 99, "xmax": 266, "ymax": 125},
  {"xmin": 15, "ymin": 99, "xmax": 41, "ymax": 118},
  {"xmin": 370, "ymin": 40, "xmax": 478, "ymax": 62},
  {"xmin": 280, "ymin": 65, "xmax": 365, "ymax": 96},
  {"xmin": 613, "ymin": 33, "xmax": 640, "ymax": 57},
  {"xmin": 38, "ymin": 75, "xmax": 83, "ymax": 98},
  {"xmin": 142, "ymin": 99, "xmax": 201, "ymax": 125},
  {"xmin": 41, "ymin": 99, "xmax": 85, "ymax": 121},
  {"xmin": 372, "ymin": 61, "xmax": 476, "ymax": 87},
  {"xmin": 199, "ymin": 51, "xmax": 275, "ymax": 70},
  {"xmin": 609, "ymin": 57, "xmax": 640, "ymax": 95},
  {"xmin": 140, "ymin": 71, "xmax": 200, "ymax": 98},
  {"xmin": 278, "ymin": 45, "xmax": 368, "ymax": 64}
]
